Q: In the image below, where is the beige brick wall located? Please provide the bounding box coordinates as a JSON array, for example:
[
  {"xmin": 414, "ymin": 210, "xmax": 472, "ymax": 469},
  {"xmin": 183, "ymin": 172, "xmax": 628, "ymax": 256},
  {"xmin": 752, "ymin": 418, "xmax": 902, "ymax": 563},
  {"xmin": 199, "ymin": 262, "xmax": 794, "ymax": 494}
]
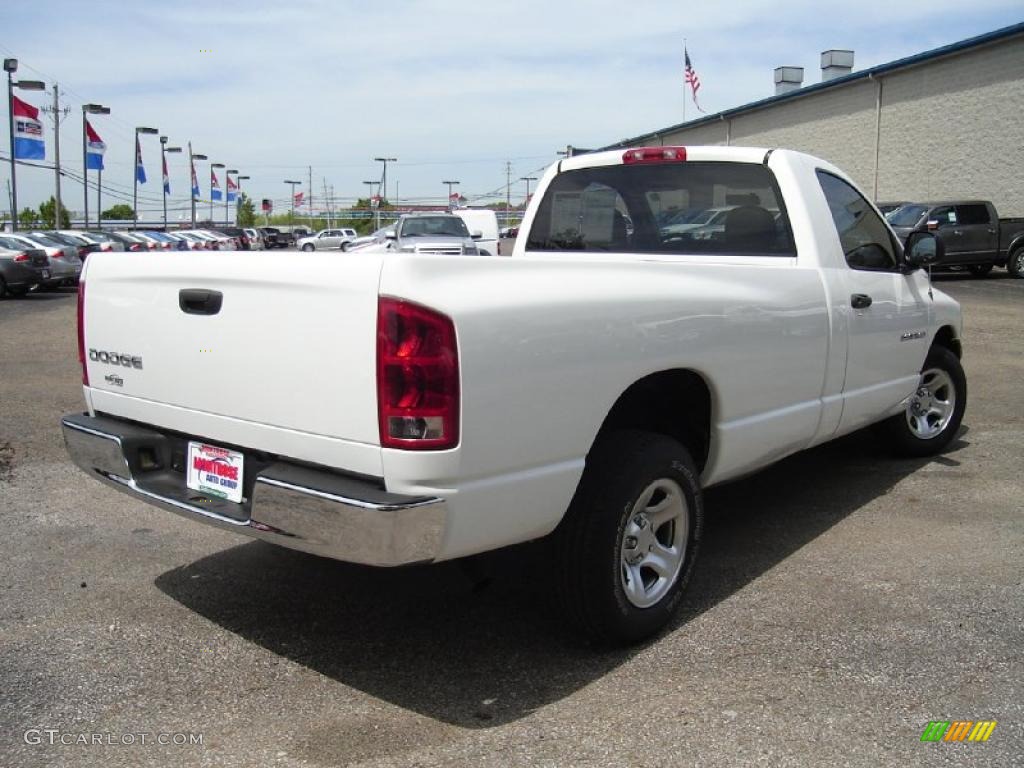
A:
[{"xmin": 642, "ymin": 34, "xmax": 1024, "ymax": 217}]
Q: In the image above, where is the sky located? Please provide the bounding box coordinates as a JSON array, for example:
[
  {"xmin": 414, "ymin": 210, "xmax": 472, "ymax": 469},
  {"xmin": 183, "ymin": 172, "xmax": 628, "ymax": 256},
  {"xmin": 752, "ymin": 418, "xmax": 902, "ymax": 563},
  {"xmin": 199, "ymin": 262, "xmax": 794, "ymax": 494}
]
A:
[{"xmin": 2, "ymin": 0, "xmax": 1022, "ymax": 219}]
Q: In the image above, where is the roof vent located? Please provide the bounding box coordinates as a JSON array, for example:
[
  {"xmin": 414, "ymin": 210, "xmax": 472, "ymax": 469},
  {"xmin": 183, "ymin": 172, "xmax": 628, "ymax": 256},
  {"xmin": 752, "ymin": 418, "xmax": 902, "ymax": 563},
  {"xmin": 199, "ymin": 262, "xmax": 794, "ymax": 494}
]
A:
[
  {"xmin": 774, "ymin": 66, "xmax": 804, "ymax": 95},
  {"xmin": 821, "ymin": 49, "xmax": 854, "ymax": 81}
]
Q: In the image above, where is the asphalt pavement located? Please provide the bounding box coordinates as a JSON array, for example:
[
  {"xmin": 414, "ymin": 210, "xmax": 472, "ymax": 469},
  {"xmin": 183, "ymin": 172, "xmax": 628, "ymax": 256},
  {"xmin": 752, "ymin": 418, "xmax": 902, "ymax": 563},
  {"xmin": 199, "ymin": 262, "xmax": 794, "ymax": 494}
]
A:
[{"xmin": 0, "ymin": 270, "xmax": 1021, "ymax": 767}]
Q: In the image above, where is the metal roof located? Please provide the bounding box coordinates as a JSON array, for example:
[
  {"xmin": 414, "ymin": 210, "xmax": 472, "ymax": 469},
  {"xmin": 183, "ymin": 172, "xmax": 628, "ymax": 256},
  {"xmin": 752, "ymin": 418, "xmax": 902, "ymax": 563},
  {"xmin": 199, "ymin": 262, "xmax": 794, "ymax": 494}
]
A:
[{"xmin": 606, "ymin": 21, "xmax": 1024, "ymax": 149}]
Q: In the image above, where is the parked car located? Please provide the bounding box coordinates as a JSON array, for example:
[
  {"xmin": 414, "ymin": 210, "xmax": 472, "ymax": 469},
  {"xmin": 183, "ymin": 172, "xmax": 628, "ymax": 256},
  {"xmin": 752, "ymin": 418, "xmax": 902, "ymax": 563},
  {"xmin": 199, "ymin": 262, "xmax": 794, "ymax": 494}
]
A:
[
  {"xmin": 1, "ymin": 233, "xmax": 80, "ymax": 286},
  {"xmin": 257, "ymin": 227, "xmax": 282, "ymax": 249},
  {"xmin": 877, "ymin": 201, "xmax": 911, "ymax": 216},
  {"xmin": 57, "ymin": 230, "xmax": 117, "ymax": 253},
  {"xmin": 63, "ymin": 145, "xmax": 965, "ymax": 644},
  {"xmin": 243, "ymin": 228, "xmax": 264, "ymax": 250},
  {"xmin": 453, "ymin": 210, "xmax": 499, "ymax": 256},
  {"xmin": 0, "ymin": 244, "xmax": 50, "ymax": 297},
  {"xmin": 886, "ymin": 200, "xmax": 1024, "ymax": 277},
  {"xmin": 173, "ymin": 232, "xmax": 210, "ymax": 250},
  {"xmin": 345, "ymin": 225, "xmax": 395, "ymax": 251},
  {"xmin": 374, "ymin": 213, "xmax": 482, "ymax": 255},
  {"xmin": 213, "ymin": 227, "xmax": 251, "ymax": 250},
  {"xmin": 297, "ymin": 228, "xmax": 358, "ymax": 251},
  {"xmin": 40, "ymin": 231, "xmax": 100, "ymax": 259},
  {"xmin": 84, "ymin": 231, "xmax": 140, "ymax": 252},
  {"xmin": 197, "ymin": 229, "xmax": 236, "ymax": 250}
]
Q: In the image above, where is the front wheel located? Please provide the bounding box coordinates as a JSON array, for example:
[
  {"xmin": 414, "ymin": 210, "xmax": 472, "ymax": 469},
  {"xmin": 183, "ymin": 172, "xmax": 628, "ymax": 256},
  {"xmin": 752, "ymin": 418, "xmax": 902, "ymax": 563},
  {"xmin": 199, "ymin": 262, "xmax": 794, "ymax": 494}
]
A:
[
  {"xmin": 301, "ymin": 243, "xmax": 314, "ymax": 252},
  {"xmin": 554, "ymin": 430, "xmax": 703, "ymax": 645},
  {"xmin": 1008, "ymin": 248, "xmax": 1024, "ymax": 279},
  {"xmin": 875, "ymin": 346, "xmax": 966, "ymax": 457}
]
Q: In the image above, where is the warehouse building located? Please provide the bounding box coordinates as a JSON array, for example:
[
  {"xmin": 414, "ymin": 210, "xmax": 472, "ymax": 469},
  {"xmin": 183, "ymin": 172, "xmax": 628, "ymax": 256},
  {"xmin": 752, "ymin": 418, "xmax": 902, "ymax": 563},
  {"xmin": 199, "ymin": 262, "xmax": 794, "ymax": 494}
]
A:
[{"xmin": 606, "ymin": 22, "xmax": 1024, "ymax": 216}]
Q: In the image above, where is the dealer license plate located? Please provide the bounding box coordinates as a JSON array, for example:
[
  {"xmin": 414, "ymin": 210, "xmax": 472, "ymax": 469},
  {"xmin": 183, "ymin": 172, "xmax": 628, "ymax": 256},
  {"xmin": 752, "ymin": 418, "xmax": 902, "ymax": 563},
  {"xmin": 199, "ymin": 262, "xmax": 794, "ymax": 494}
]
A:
[{"xmin": 186, "ymin": 441, "xmax": 244, "ymax": 503}]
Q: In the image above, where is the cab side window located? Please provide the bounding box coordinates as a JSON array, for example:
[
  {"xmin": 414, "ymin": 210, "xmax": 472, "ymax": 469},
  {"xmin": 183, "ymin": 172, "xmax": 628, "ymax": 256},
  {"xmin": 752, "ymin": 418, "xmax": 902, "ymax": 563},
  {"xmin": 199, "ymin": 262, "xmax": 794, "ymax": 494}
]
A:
[
  {"xmin": 930, "ymin": 206, "xmax": 957, "ymax": 228},
  {"xmin": 816, "ymin": 170, "xmax": 898, "ymax": 271}
]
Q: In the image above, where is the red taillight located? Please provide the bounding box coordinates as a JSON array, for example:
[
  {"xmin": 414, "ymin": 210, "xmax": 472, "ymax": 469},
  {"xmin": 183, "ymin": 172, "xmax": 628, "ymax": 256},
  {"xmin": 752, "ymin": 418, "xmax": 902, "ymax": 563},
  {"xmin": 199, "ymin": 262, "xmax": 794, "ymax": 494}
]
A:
[
  {"xmin": 101, "ymin": 243, "xmax": 113, "ymax": 251},
  {"xmin": 48, "ymin": 248, "xmax": 63, "ymax": 259},
  {"xmin": 129, "ymin": 244, "xmax": 142, "ymax": 251},
  {"xmin": 14, "ymin": 252, "xmax": 30, "ymax": 262},
  {"xmin": 377, "ymin": 298, "xmax": 459, "ymax": 450},
  {"xmin": 77, "ymin": 281, "xmax": 88, "ymax": 385},
  {"xmin": 622, "ymin": 146, "xmax": 687, "ymax": 165}
]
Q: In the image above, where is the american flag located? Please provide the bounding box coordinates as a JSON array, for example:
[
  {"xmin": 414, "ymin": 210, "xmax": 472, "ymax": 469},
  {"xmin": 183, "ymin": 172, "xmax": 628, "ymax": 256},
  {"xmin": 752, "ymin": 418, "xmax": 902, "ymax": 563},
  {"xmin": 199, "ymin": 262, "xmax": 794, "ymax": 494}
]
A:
[{"xmin": 685, "ymin": 47, "xmax": 705, "ymax": 113}]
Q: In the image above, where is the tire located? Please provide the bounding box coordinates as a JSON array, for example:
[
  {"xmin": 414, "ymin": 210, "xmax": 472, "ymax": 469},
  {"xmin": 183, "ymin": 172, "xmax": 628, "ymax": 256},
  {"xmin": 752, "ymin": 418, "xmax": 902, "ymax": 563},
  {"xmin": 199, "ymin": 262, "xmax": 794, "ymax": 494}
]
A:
[
  {"xmin": 553, "ymin": 430, "xmax": 703, "ymax": 645},
  {"xmin": 341, "ymin": 242, "xmax": 350, "ymax": 252},
  {"xmin": 1008, "ymin": 247, "xmax": 1024, "ymax": 279},
  {"xmin": 875, "ymin": 346, "xmax": 966, "ymax": 457},
  {"xmin": 301, "ymin": 244, "xmax": 314, "ymax": 252},
  {"xmin": 0, "ymin": 276, "xmax": 7, "ymax": 298},
  {"xmin": 968, "ymin": 264, "xmax": 993, "ymax": 277}
]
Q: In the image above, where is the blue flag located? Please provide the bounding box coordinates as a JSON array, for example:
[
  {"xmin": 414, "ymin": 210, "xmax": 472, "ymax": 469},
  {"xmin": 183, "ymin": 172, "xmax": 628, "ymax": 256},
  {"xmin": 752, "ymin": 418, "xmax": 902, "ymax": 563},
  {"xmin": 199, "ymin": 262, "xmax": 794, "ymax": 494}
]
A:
[{"xmin": 135, "ymin": 136, "xmax": 146, "ymax": 184}]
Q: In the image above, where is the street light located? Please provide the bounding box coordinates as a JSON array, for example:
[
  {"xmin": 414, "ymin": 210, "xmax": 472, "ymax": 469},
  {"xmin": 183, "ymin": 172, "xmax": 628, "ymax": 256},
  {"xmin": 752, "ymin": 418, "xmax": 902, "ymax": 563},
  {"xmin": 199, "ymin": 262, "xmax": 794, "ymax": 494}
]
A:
[
  {"xmin": 159, "ymin": 136, "xmax": 181, "ymax": 231},
  {"xmin": 373, "ymin": 156, "xmax": 397, "ymax": 203},
  {"xmin": 188, "ymin": 145, "xmax": 207, "ymax": 227},
  {"xmin": 235, "ymin": 175, "xmax": 249, "ymax": 226},
  {"xmin": 442, "ymin": 180, "xmax": 460, "ymax": 211},
  {"xmin": 81, "ymin": 103, "xmax": 109, "ymax": 229},
  {"xmin": 132, "ymin": 126, "xmax": 158, "ymax": 228},
  {"xmin": 283, "ymin": 179, "xmax": 301, "ymax": 223},
  {"xmin": 209, "ymin": 163, "xmax": 225, "ymax": 222},
  {"xmin": 225, "ymin": 169, "xmax": 238, "ymax": 225},
  {"xmin": 5, "ymin": 59, "xmax": 45, "ymax": 231}
]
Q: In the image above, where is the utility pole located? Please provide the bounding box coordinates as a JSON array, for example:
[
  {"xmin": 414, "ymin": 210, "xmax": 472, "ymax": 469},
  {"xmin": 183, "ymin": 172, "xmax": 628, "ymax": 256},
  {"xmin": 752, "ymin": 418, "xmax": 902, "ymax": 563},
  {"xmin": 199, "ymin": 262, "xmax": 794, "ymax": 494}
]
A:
[
  {"xmin": 322, "ymin": 177, "xmax": 331, "ymax": 228},
  {"xmin": 519, "ymin": 176, "xmax": 537, "ymax": 208},
  {"xmin": 284, "ymin": 180, "xmax": 301, "ymax": 223},
  {"xmin": 308, "ymin": 165, "xmax": 313, "ymax": 226},
  {"xmin": 505, "ymin": 161, "xmax": 512, "ymax": 226},
  {"xmin": 374, "ymin": 156, "xmax": 397, "ymax": 203},
  {"xmin": 41, "ymin": 83, "xmax": 70, "ymax": 227}
]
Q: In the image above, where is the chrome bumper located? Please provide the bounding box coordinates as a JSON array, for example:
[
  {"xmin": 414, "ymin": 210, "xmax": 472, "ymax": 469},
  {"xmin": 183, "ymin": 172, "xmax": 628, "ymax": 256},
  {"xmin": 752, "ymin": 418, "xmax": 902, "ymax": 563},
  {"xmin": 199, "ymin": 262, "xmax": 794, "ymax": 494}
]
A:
[{"xmin": 61, "ymin": 413, "xmax": 446, "ymax": 566}]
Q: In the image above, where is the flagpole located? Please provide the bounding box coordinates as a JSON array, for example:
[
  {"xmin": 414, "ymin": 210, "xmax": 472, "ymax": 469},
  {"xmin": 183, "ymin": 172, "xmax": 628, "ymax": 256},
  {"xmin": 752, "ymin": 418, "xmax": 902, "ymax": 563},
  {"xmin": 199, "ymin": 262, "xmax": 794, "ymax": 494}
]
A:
[
  {"xmin": 683, "ymin": 39, "xmax": 687, "ymax": 124},
  {"xmin": 82, "ymin": 110, "xmax": 88, "ymax": 229}
]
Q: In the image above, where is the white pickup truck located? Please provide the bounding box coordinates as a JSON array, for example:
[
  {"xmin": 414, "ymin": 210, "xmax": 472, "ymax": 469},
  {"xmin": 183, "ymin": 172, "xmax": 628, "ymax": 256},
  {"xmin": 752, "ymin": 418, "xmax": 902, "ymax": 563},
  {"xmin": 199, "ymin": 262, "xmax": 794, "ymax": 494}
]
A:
[{"xmin": 63, "ymin": 146, "xmax": 965, "ymax": 644}]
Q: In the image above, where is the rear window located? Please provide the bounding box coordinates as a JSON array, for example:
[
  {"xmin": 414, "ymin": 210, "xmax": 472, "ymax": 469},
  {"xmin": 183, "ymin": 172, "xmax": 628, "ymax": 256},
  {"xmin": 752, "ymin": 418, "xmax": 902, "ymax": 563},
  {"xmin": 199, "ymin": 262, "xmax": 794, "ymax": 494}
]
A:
[{"xmin": 526, "ymin": 161, "xmax": 795, "ymax": 256}]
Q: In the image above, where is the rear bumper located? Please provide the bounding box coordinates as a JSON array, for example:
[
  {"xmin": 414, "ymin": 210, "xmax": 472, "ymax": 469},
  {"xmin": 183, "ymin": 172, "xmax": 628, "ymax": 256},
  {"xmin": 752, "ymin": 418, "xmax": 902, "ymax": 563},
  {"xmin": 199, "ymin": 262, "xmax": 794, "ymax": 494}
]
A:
[{"xmin": 61, "ymin": 412, "xmax": 446, "ymax": 566}]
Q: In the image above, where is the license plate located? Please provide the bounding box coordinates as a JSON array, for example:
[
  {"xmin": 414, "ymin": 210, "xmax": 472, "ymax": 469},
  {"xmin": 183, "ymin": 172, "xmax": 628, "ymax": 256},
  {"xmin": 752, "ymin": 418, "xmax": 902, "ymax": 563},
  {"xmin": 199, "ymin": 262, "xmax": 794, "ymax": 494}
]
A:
[
  {"xmin": 186, "ymin": 441, "xmax": 244, "ymax": 503},
  {"xmin": 41, "ymin": 269, "xmax": 50, "ymax": 279}
]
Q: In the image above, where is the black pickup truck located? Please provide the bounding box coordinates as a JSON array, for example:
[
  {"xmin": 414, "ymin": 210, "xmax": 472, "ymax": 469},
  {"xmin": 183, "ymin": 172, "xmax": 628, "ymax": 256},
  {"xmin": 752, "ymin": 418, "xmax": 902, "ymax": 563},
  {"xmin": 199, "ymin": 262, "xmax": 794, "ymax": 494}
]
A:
[
  {"xmin": 258, "ymin": 227, "xmax": 294, "ymax": 249},
  {"xmin": 887, "ymin": 200, "xmax": 1024, "ymax": 277}
]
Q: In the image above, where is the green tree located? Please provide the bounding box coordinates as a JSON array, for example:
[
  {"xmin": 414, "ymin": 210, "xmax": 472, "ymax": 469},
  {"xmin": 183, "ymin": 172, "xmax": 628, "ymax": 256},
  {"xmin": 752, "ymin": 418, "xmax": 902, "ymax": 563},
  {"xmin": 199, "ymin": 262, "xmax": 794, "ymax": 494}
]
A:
[
  {"xmin": 237, "ymin": 193, "xmax": 257, "ymax": 227},
  {"xmin": 38, "ymin": 196, "xmax": 71, "ymax": 228},
  {"xmin": 18, "ymin": 207, "xmax": 40, "ymax": 228},
  {"xmin": 102, "ymin": 204, "xmax": 136, "ymax": 221}
]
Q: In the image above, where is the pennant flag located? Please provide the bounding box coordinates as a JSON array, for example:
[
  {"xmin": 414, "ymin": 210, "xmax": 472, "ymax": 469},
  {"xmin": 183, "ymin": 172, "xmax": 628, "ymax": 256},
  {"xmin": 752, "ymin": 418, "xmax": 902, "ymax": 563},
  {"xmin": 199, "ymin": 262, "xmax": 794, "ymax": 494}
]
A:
[
  {"xmin": 162, "ymin": 152, "xmax": 170, "ymax": 194},
  {"xmin": 684, "ymin": 46, "xmax": 705, "ymax": 113},
  {"xmin": 85, "ymin": 120, "xmax": 105, "ymax": 171},
  {"xmin": 12, "ymin": 96, "xmax": 45, "ymax": 160},
  {"xmin": 191, "ymin": 159, "xmax": 200, "ymax": 199},
  {"xmin": 135, "ymin": 135, "xmax": 147, "ymax": 184},
  {"xmin": 294, "ymin": 191, "xmax": 304, "ymax": 206},
  {"xmin": 226, "ymin": 174, "xmax": 238, "ymax": 203},
  {"xmin": 211, "ymin": 169, "xmax": 222, "ymax": 201}
]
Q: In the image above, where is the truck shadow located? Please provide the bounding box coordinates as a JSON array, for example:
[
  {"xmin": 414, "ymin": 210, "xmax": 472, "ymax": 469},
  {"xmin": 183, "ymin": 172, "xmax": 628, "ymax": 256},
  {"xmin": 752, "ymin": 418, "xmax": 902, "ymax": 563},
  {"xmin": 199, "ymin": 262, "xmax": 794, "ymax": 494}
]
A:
[{"xmin": 154, "ymin": 429, "xmax": 966, "ymax": 728}]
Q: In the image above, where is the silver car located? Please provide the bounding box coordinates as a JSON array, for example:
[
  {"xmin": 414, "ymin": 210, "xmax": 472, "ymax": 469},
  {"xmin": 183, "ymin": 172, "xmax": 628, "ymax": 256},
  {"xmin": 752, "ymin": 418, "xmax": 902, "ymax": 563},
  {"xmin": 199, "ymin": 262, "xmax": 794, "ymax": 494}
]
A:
[
  {"xmin": 386, "ymin": 214, "xmax": 481, "ymax": 255},
  {"xmin": 297, "ymin": 228, "xmax": 358, "ymax": 252},
  {"xmin": 1, "ymin": 233, "xmax": 81, "ymax": 286}
]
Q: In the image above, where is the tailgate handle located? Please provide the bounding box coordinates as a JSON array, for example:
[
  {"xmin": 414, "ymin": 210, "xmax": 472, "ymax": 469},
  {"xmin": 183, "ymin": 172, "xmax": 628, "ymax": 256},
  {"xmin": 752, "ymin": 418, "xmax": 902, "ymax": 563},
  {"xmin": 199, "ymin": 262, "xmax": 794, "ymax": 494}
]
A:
[{"xmin": 179, "ymin": 289, "xmax": 223, "ymax": 316}]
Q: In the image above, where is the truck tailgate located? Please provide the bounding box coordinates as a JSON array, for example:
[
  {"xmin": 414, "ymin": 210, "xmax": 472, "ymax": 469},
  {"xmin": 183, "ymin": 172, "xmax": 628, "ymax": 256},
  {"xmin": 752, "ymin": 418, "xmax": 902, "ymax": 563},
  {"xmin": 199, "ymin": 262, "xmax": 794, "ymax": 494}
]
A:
[{"xmin": 82, "ymin": 251, "xmax": 385, "ymax": 469}]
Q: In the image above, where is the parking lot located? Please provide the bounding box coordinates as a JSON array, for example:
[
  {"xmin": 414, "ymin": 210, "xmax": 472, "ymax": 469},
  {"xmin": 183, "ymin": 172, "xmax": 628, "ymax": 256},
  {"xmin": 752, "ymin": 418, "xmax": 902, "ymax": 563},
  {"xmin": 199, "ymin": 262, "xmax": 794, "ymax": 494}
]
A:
[{"xmin": 1, "ymin": 272, "xmax": 1021, "ymax": 767}]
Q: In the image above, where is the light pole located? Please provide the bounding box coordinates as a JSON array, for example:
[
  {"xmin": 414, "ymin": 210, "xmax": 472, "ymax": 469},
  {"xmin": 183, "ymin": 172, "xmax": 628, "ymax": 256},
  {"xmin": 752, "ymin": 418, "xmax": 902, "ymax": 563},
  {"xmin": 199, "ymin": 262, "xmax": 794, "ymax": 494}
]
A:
[
  {"xmin": 363, "ymin": 180, "xmax": 380, "ymax": 229},
  {"xmin": 443, "ymin": 180, "xmax": 460, "ymax": 211},
  {"xmin": 188, "ymin": 146, "xmax": 207, "ymax": 227},
  {"xmin": 132, "ymin": 126, "xmax": 158, "ymax": 228},
  {"xmin": 159, "ymin": 136, "xmax": 181, "ymax": 231},
  {"xmin": 225, "ymin": 169, "xmax": 237, "ymax": 225},
  {"xmin": 209, "ymin": 163, "xmax": 224, "ymax": 222},
  {"xmin": 81, "ymin": 103, "xmax": 109, "ymax": 229},
  {"xmin": 374, "ymin": 156, "xmax": 397, "ymax": 203},
  {"xmin": 284, "ymin": 180, "xmax": 301, "ymax": 223},
  {"xmin": 236, "ymin": 175, "xmax": 249, "ymax": 225},
  {"xmin": 5, "ymin": 59, "xmax": 45, "ymax": 231}
]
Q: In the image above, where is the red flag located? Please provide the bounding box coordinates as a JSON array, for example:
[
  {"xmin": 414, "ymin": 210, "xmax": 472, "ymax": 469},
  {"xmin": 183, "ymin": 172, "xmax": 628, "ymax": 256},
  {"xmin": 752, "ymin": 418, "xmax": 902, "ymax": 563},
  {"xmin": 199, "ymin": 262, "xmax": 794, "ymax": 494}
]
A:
[{"xmin": 294, "ymin": 191, "xmax": 304, "ymax": 206}]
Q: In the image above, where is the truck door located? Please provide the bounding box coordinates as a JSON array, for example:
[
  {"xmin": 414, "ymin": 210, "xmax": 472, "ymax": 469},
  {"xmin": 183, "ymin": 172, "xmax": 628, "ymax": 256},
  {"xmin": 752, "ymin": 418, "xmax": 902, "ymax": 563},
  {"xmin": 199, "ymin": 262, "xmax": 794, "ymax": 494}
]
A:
[
  {"xmin": 955, "ymin": 203, "xmax": 997, "ymax": 262},
  {"xmin": 815, "ymin": 171, "xmax": 931, "ymax": 435}
]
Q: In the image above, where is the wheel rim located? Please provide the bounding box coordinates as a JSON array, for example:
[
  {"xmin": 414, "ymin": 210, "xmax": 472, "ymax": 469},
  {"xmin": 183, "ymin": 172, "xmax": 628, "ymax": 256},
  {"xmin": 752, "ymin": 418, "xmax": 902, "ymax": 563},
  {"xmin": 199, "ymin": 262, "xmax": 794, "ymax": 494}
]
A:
[
  {"xmin": 1014, "ymin": 250, "xmax": 1024, "ymax": 274},
  {"xmin": 905, "ymin": 367, "xmax": 956, "ymax": 440},
  {"xmin": 619, "ymin": 478, "xmax": 689, "ymax": 609}
]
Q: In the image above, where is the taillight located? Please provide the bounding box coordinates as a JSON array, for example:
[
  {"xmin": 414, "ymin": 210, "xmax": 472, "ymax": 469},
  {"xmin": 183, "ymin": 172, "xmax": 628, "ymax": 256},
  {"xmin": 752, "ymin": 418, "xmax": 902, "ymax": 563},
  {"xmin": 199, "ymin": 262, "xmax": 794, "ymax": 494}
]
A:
[
  {"xmin": 377, "ymin": 297, "xmax": 459, "ymax": 450},
  {"xmin": 14, "ymin": 252, "xmax": 30, "ymax": 262},
  {"xmin": 129, "ymin": 244, "xmax": 142, "ymax": 252},
  {"xmin": 622, "ymin": 146, "xmax": 687, "ymax": 164},
  {"xmin": 77, "ymin": 281, "xmax": 88, "ymax": 385},
  {"xmin": 48, "ymin": 248, "xmax": 62, "ymax": 259}
]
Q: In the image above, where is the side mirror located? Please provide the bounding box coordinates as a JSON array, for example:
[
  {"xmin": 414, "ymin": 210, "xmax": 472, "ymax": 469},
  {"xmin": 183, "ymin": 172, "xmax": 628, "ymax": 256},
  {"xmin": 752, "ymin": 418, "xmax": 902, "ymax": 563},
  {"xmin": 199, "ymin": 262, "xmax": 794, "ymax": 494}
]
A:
[
  {"xmin": 926, "ymin": 220, "xmax": 939, "ymax": 231},
  {"xmin": 471, "ymin": 230, "xmax": 482, "ymax": 239},
  {"xmin": 903, "ymin": 231, "xmax": 943, "ymax": 271},
  {"xmin": 384, "ymin": 230, "xmax": 397, "ymax": 240}
]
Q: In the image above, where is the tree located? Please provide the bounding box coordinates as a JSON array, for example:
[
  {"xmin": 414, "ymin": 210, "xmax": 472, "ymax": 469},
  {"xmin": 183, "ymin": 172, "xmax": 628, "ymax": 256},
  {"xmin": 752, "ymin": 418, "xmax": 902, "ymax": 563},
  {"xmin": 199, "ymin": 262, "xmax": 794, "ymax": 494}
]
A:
[
  {"xmin": 237, "ymin": 193, "xmax": 256, "ymax": 227},
  {"xmin": 102, "ymin": 204, "xmax": 135, "ymax": 221},
  {"xmin": 18, "ymin": 207, "xmax": 39, "ymax": 228},
  {"xmin": 39, "ymin": 196, "xmax": 71, "ymax": 228}
]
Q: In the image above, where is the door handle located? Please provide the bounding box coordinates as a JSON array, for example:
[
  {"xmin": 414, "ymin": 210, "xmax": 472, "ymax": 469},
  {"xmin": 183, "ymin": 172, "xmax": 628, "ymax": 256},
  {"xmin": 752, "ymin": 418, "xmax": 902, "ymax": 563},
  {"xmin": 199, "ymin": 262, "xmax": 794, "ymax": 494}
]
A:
[
  {"xmin": 851, "ymin": 293, "xmax": 873, "ymax": 309},
  {"xmin": 952, "ymin": 229, "xmax": 963, "ymax": 236},
  {"xmin": 179, "ymin": 289, "xmax": 223, "ymax": 316}
]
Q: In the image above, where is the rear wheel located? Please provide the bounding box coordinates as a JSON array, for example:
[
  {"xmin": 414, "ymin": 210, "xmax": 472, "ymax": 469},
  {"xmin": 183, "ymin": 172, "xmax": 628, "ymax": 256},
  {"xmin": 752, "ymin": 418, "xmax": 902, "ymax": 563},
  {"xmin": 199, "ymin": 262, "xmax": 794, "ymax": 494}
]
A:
[
  {"xmin": 554, "ymin": 430, "xmax": 703, "ymax": 645},
  {"xmin": 875, "ymin": 346, "xmax": 966, "ymax": 457},
  {"xmin": 968, "ymin": 264, "xmax": 993, "ymax": 277},
  {"xmin": 341, "ymin": 242, "xmax": 350, "ymax": 252},
  {"xmin": 1008, "ymin": 247, "xmax": 1024, "ymax": 279}
]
